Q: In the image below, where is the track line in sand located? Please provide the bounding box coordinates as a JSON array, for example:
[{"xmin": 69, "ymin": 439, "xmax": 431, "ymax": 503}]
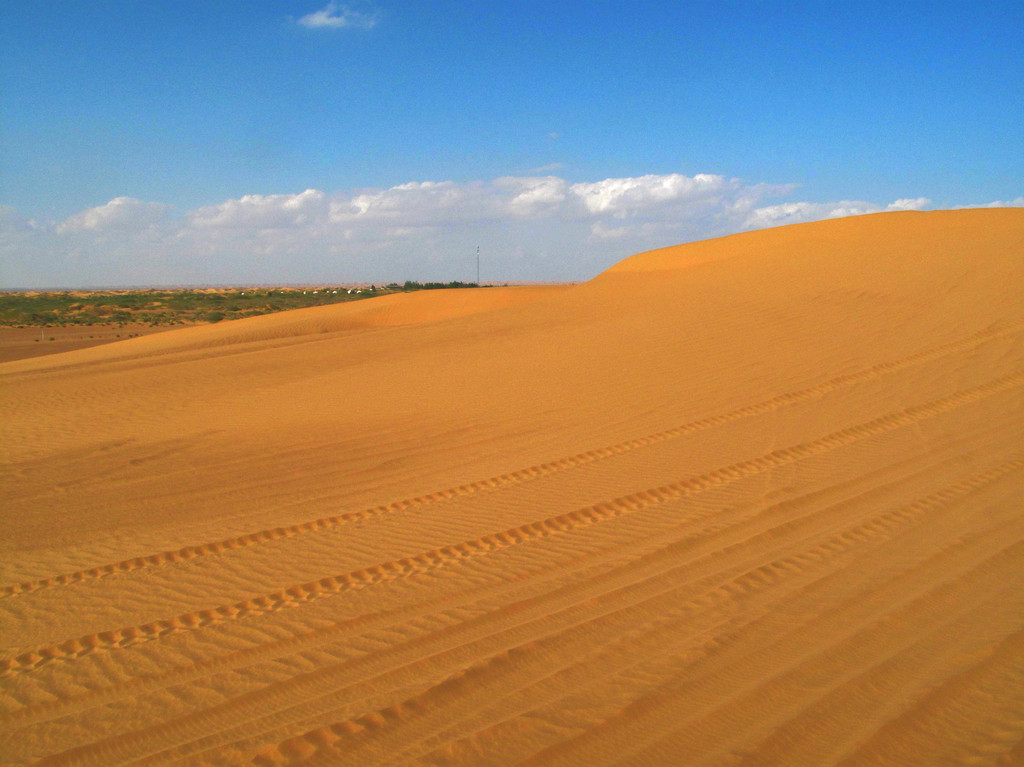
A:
[
  {"xmin": 698, "ymin": 593, "xmax": 1024, "ymax": 766},
  {"xmin": 4, "ymin": 429, "xmax": 993, "ymax": 732},
  {"xmin": 21, "ymin": 455, "xmax": 1024, "ymax": 767},
  {"xmin": 557, "ymin": 569, "xmax": 1024, "ymax": 767},
  {"xmin": 192, "ymin": 467, "xmax": 1024, "ymax": 767},
  {"xmin": 833, "ymin": 627, "xmax": 1024, "ymax": 766},
  {"xmin": 3, "ymin": 321, "xmax": 1020, "ymax": 600},
  {"xmin": 500, "ymin": 537, "xmax": 1024, "ymax": 767},
  {"xmin": 2, "ymin": 371, "xmax": 1021, "ymax": 680},
  {"xmin": 286, "ymin": 574, "xmax": 1024, "ymax": 767},
  {"xmin": 404, "ymin": 509, "xmax": 1024, "ymax": 767}
]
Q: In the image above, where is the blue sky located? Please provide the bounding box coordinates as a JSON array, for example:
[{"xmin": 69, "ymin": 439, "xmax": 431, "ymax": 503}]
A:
[{"xmin": 2, "ymin": 1, "xmax": 1022, "ymax": 287}]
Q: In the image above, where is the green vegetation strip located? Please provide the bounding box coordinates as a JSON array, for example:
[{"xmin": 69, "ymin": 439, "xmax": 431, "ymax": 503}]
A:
[{"xmin": 0, "ymin": 282, "xmax": 483, "ymax": 327}]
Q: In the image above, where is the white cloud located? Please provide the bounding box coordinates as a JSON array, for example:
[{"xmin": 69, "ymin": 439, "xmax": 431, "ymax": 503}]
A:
[
  {"xmin": 189, "ymin": 189, "xmax": 327, "ymax": 229},
  {"xmin": 953, "ymin": 197, "xmax": 1024, "ymax": 209},
  {"xmin": 6, "ymin": 176, "xmax": 1015, "ymax": 287},
  {"xmin": 297, "ymin": 2, "xmax": 377, "ymax": 29},
  {"xmin": 0, "ymin": 205, "xmax": 37, "ymax": 232},
  {"xmin": 742, "ymin": 197, "xmax": 934, "ymax": 229},
  {"xmin": 497, "ymin": 176, "xmax": 570, "ymax": 216},
  {"xmin": 56, "ymin": 197, "xmax": 170, "ymax": 233},
  {"xmin": 887, "ymin": 197, "xmax": 931, "ymax": 211},
  {"xmin": 334, "ymin": 181, "xmax": 496, "ymax": 226},
  {"xmin": 570, "ymin": 173, "xmax": 730, "ymax": 217},
  {"xmin": 589, "ymin": 221, "xmax": 630, "ymax": 241},
  {"xmin": 324, "ymin": 172, "xmax": 773, "ymax": 232},
  {"xmin": 743, "ymin": 201, "xmax": 871, "ymax": 229}
]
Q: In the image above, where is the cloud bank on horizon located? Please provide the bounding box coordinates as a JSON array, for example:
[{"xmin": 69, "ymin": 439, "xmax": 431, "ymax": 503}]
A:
[
  {"xmin": 3, "ymin": 173, "xmax": 1020, "ymax": 287},
  {"xmin": 2, "ymin": 1, "xmax": 1021, "ymax": 287}
]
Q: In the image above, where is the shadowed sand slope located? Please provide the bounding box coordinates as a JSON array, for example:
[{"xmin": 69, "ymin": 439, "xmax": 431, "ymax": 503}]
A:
[
  {"xmin": 0, "ymin": 285, "xmax": 571, "ymax": 372},
  {"xmin": 1, "ymin": 208, "xmax": 1022, "ymax": 766}
]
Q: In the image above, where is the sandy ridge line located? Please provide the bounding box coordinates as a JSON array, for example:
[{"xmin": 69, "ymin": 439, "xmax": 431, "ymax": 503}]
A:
[
  {"xmin": 4, "ymin": 321, "xmax": 1019, "ymax": 600},
  {"xmin": 406, "ymin": 491, "xmax": 1024, "ymax": 767},
  {"xmin": 706, "ymin": 584, "xmax": 1024, "ymax": 766},
  {"xmin": 512, "ymin": 541, "xmax": 1024, "ymax": 767},
  {"xmin": 834, "ymin": 627, "xmax": 1024, "ymax": 766},
  {"xmin": 9, "ymin": 447, "xmax": 1016, "ymax": 767},
  {"xmin": 413, "ymin": 548, "xmax": 1024, "ymax": 767},
  {"xmin": 2, "ymin": 372, "xmax": 1021, "ymax": 680},
  {"xmin": 27, "ymin": 454, "xmax": 1024, "ymax": 767},
  {"xmin": 4, "ymin": 434, "xmax": 983, "ymax": 730},
  {"xmin": 5, "ymin": 377, "xmax": 1022, "ymax": 686},
  {"xmin": 3, "ymin": 433, "xmax": 994, "ymax": 738},
  {"xmin": 565, "ymin": 565, "xmax": 1024, "ymax": 767},
  {"xmin": 214, "ymin": 461, "xmax": 1024, "ymax": 767},
  {"xmin": 262, "ymin": 558, "xmax": 1024, "ymax": 767}
]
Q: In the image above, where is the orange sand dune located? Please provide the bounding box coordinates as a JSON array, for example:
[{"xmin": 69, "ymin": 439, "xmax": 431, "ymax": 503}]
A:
[
  {"xmin": 1, "ymin": 208, "xmax": 1023, "ymax": 766},
  {"xmin": 0, "ymin": 285, "xmax": 569, "ymax": 373}
]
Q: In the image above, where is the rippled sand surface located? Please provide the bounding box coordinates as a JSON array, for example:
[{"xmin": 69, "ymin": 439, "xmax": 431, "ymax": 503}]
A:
[{"xmin": 2, "ymin": 209, "xmax": 1023, "ymax": 766}]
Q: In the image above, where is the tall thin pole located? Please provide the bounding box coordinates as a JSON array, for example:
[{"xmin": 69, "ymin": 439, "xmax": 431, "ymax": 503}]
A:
[{"xmin": 476, "ymin": 246, "xmax": 480, "ymax": 286}]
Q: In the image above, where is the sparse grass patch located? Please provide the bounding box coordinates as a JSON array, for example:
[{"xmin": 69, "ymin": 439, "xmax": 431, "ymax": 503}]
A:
[{"xmin": 0, "ymin": 282, "xmax": 490, "ymax": 328}]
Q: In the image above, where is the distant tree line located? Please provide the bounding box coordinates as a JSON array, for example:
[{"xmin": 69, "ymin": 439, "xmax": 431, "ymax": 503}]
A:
[
  {"xmin": 396, "ymin": 281, "xmax": 482, "ymax": 291},
  {"xmin": 1, "ymin": 281, "xmax": 490, "ymax": 327}
]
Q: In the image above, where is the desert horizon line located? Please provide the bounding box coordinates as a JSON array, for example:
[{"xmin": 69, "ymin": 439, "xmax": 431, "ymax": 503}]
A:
[
  {"xmin": 0, "ymin": 279, "xmax": 581, "ymax": 293},
  {"xmin": 5, "ymin": 205, "xmax": 1021, "ymax": 292},
  {"xmin": 5, "ymin": 168, "xmax": 1021, "ymax": 290}
]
